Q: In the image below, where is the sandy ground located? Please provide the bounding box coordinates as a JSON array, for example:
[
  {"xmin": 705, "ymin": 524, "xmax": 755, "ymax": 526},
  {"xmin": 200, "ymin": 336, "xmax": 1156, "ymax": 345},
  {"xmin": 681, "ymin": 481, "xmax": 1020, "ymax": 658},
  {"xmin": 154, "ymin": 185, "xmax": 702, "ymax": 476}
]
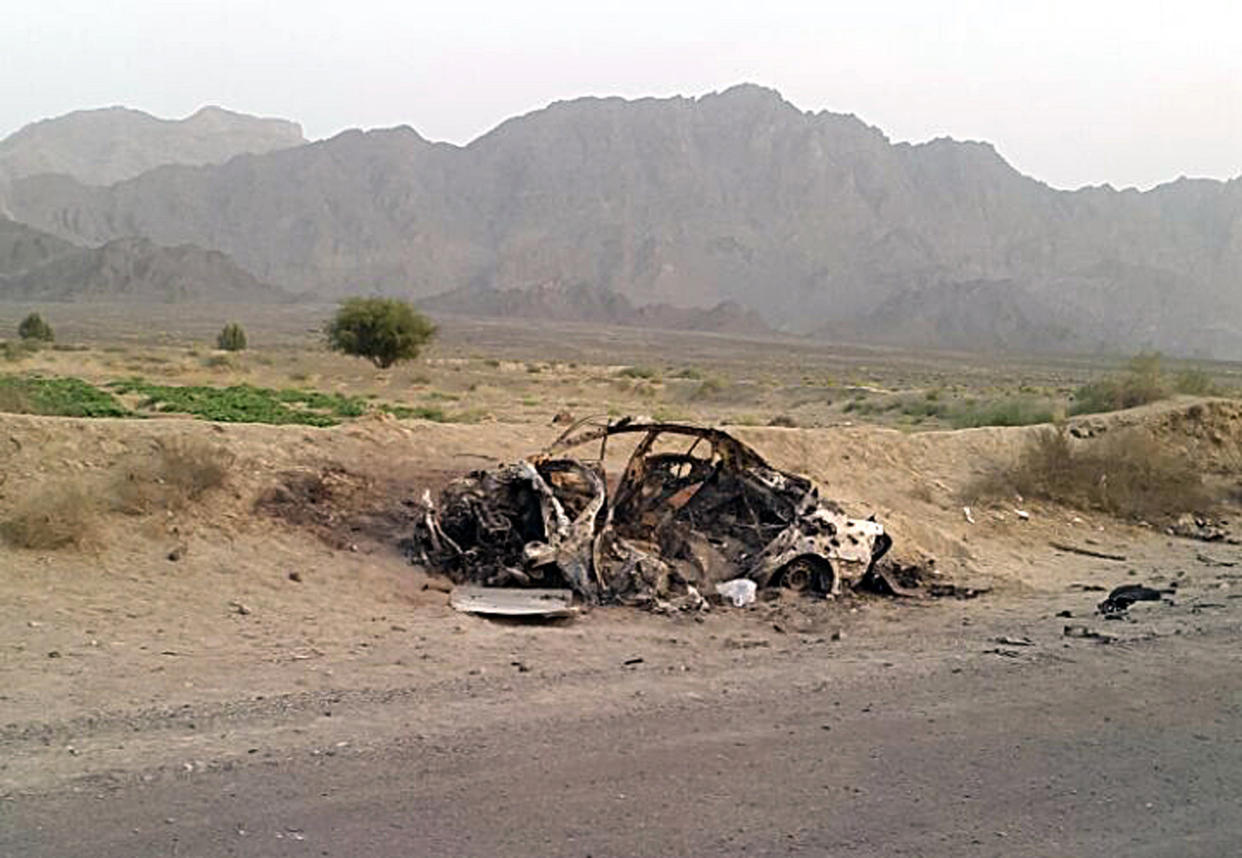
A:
[{"xmin": 2, "ymin": 402, "xmax": 1241, "ymax": 855}]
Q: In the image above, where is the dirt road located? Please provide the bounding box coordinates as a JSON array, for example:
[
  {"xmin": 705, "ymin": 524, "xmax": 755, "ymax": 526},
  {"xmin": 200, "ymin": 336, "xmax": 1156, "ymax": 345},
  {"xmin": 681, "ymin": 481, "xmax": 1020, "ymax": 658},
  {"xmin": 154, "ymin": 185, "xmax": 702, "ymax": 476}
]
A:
[{"xmin": 4, "ymin": 585, "xmax": 1239, "ymax": 858}]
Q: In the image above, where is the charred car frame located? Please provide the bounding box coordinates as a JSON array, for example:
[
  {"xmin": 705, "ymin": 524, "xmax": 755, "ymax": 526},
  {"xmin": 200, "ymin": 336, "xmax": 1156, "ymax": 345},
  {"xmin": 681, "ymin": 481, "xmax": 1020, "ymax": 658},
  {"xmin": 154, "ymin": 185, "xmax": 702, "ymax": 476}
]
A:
[{"xmin": 411, "ymin": 420, "xmax": 892, "ymax": 605}]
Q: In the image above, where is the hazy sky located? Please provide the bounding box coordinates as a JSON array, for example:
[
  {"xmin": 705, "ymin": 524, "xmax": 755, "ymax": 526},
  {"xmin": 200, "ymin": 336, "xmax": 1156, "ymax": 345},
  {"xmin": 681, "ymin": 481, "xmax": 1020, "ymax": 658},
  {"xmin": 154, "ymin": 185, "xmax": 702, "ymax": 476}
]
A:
[{"xmin": 3, "ymin": 0, "xmax": 1239, "ymax": 190}]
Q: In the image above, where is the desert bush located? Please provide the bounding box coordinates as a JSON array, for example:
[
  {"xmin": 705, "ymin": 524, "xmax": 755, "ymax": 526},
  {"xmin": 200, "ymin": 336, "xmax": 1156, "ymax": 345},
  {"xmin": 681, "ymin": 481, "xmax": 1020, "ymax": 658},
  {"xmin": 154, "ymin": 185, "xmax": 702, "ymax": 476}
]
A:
[
  {"xmin": 692, "ymin": 376, "xmax": 729, "ymax": 399},
  {"xmin": 768, "ymin": 414, "xmax": 798, "ymax": 428},
  {"xmin": 949, "ymin": 396, "xmax": 1057, "ymax": 429},
  {"xmin": 17, "ymin": 312, "xmax": 53, "ymax": 343},
  {"xmin": 980, "ymin": 424, "xmax": 1208, "ymax": 520},
  {"xmin": 1, "ymin": 482, "xmax": 99, "ymax": 549},
  {"xmin": 216, "ymin": 322, "xmax": 247, "ymax": 351},
  {"xmin": 325, "ymin": 298, "xmax": 436, "ymax": 368},
  {"xmin": 0, "ymin": 340, "xmax": 38, "ymax": 362},
  {"xmin": 201, "ymin": 353, "xmax": 238, "ymax": 370},
  {"xmin": 110, "ymin": 437, "xmax": 233, "ymax": 514},
  {"xmin": 897, "ymin": 396, "xmax": 950, "ymax": 422},
  {"xmin": 383, "ymin": 404, "xmax": 446, "ymax": 421},
  {"xmin": 1071, "ymin": 351, "xmax": 1169, "ymax": 415},
  {"xmin": 1173, "ymin": 367, "xmax": 1216, "ymax": 396},
  {"xmin": 618, "ymin": 365, "xmax": 659, "ymax": 380}
]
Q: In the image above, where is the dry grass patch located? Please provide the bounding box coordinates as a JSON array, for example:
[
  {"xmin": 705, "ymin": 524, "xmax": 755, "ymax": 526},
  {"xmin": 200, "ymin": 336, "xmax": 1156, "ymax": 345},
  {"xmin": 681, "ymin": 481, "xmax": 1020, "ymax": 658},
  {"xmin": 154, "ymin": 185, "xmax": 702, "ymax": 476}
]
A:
[
  {"xmin": 974, "ymin": 425, "xmax": 1210, "ymax": 521},
  {"xmin": 1, "ymin": 482, "xmax": 100, "ymax": 550},
  {"xmin": 109, "ymin": 437, "xmax": 233, "ymax": 514}
]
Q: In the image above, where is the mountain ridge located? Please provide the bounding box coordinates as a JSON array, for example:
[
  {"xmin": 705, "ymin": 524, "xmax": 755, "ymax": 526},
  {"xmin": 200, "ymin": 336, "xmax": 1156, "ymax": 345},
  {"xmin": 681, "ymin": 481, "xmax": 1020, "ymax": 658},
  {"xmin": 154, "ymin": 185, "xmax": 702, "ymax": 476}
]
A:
[
  {"xmin": 0, "ymin": 218, "xmax": 286, "ymax": 304},
  {"xmin": 5, "ymin": 85, "xmax": 1241, "ymax": 356},
  {"xmin": 0, "ymin": 104, "xmax": 305, "ymax": 189}
]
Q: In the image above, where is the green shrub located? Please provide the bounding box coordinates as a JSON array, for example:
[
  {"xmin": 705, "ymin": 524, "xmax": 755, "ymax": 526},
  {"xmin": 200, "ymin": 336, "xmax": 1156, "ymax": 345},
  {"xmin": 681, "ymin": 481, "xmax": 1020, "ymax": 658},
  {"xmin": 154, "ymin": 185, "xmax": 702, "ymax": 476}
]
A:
[
  {"xmin": 1173, "ymin": 367, "xmax": 1216, "ymax": 396},
  {"xmin": 949, "ymin": 397, "xmax": 1056, "ymax": 429},
  {"xmin": 1071, "ymin": 351, "xmax": 1170, "ymax": 415},
  {"xmin": 325, "ymin": 298, "xmax": 436, "ymax": 368},
  {"xmin": 216, "ymin": 322, "xmax": 247, "ymax": 351},
  {"xmin": 17, "ymin": 313, "xmax": 54, "ymax": 343}
]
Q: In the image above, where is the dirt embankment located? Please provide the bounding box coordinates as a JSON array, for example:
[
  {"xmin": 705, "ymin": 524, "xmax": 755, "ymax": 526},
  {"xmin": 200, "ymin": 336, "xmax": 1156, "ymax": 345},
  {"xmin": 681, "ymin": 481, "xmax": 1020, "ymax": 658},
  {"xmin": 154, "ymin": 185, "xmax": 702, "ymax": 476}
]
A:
[
  {"xmin": 2, "ymin": 398, "xmax": 1239, "ymax": 785},
  {"xmin": 3, "ymin": 397, "xmax": 1240, "ymax": 591}
]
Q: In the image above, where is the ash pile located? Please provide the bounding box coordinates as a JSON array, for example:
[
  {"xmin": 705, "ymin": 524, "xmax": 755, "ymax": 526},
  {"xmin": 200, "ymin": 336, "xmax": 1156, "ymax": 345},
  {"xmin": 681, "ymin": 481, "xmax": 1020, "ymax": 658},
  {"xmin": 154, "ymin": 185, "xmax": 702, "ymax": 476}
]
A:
[{"xmin": 409, "ymin": 420, "xmax": 894, "ymax": 609}]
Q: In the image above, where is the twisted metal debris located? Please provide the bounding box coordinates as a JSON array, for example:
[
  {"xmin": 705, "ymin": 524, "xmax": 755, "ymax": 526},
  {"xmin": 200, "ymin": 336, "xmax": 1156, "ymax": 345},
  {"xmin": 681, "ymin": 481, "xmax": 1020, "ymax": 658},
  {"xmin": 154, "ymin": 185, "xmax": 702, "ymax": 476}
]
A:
[{"xmin": 410, "ymin": 420, "xmax": 892, "ymax": 605}]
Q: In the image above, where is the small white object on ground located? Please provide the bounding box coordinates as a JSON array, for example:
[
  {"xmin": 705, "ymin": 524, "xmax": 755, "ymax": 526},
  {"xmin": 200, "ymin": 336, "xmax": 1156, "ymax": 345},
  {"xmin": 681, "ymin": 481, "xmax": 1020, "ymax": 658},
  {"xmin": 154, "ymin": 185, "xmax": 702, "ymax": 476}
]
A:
[
  {"xmin": 715, "ymin": 578, "xmax": 757, "ymax": 607},
  {"xmin": 963, "ymin": 506, "xmax": 975, "ymax": 524}
]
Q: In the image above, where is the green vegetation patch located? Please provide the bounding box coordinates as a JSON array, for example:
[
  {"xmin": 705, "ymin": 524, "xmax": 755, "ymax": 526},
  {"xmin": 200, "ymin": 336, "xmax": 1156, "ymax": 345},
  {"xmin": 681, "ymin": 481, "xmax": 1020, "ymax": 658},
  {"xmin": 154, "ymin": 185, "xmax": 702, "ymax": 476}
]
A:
[
  {"xmin": 844, "ymin": 391, "xmax": 1056, "ymax": 428},
  {"xmin": 382, "ymin": 404, "xmax": 447, "ymax": 421},
  {"xmin": 111, "ymin": 380, "xmax": 367, "ymax": 426},
  {"xmin": 0, "ymin": 375, "xmax": 130, "ymax": 417},
  {"xmin": 948, "ymin": 396, "xmax": 1057, "ymax": 429}
]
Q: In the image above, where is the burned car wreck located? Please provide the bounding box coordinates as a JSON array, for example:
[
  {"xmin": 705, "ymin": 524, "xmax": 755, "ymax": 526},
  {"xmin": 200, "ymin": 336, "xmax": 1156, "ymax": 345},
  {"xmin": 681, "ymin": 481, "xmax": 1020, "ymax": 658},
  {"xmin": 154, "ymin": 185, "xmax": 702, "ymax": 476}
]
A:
[{"xmin": 410, "ymin": 420, "xmax": 892, "ymax": 606}]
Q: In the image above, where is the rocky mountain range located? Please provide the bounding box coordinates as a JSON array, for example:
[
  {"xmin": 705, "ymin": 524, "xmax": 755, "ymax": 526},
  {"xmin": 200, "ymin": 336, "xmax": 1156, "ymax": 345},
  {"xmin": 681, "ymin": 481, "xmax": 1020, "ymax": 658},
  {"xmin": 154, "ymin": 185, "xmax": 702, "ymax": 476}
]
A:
[
  {"xmin": 3, "ymin": 86, "xmax": 1240, "ymax": 356},
  {"xmin": 0, "ymin": 105, "xmax": 305, "ymax": 192},
  {"xmin": 423, "ymin": 282, "xmax": 771, "ymax": 335},
  {"xmin": 0, "ymin": 218, "xmax": 285, "ymax": 304}
]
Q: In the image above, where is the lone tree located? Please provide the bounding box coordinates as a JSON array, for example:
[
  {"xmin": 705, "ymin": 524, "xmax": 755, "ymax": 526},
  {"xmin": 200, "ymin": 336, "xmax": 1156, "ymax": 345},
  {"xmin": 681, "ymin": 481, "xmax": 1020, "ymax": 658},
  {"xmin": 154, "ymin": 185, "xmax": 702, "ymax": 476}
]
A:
[
  {"xmin": 216, "ymin": 322, "xmax": 247, "ymax": 351},
  {"xmin": 17, "ymin": 312, "xmax": 54, "ymax": 343},
  {"xmin": 325, "ymin": 297, "xmax": 436, "ymax": 369}
]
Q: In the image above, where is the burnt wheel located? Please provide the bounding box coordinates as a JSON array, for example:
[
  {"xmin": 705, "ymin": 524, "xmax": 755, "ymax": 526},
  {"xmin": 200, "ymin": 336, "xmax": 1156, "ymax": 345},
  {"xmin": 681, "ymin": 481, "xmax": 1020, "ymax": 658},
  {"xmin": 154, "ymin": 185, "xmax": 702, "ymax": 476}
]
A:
[{"xmin": 777, "ymin": 554, "xmax": 835, "ymax": 594}]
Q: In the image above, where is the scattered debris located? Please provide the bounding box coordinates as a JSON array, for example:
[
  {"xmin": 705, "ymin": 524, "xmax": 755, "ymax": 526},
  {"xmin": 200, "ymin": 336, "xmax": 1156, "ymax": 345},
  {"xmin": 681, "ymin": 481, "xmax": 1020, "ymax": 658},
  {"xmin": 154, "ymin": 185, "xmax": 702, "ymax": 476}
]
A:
[
  {"xmin": 448, "ymin": 585, "xmax": 575, "ymax": 619},
  {"xmin": 925, "ymin": 583, "xmax": 989, "ymax": 600},
  {"xmin": 1050, "ymin": 541, "xmax": 1127, "ymax": 561},
  {"xmin": 715, "ymin": 578, "xmax": 757, "ymax": 607},
  {"xmin": 1196, "ymin": 552, "xmax": 1236, "ymax": 568},
  {"xmin": 622, "ymin": 656, "xmax": 644, "ymax": 666},
  {"xmin": 962, "ymin": 506, "xmax": 975, "ymax": 524},
  {"xmin": 228, "ymin": 600, "xmax": 251, "ymax": 616},
  {"xmin": 1014, "ymin": 509, "xmax": 1030, "ymax": 521},
  {"xmin": 410, "ymin": 421, "xmax": 893, "ymax": 606},
  {"xmin": 1063, "ymin": 624, "xmax": 1116, "ymax": 642},
  {"xmin": 994, "ymin": 636, "xmax": 1035, "ymax": 647},
  {"xmin": 984, "ymin": 647, "xmax": 1023, "ymax": 658},
  {"xmin": 1168, "ymin": 514, "xmax": 1236, "ymax": 544},
  {"xmin": 1097, "ymin": 584, "xmax": 1163, "ymax": 615},
  {"xmin": 857, "ymin": 560, "xmax": 924, "ymax": 597}
]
